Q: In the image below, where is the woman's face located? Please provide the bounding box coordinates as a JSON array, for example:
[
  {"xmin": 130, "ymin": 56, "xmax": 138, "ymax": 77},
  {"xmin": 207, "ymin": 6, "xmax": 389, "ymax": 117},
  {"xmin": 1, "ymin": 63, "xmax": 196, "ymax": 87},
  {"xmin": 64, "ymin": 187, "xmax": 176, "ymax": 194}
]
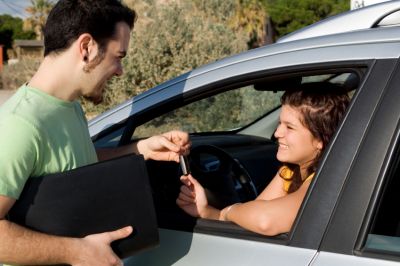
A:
[{"xmin": 274, "ymin": 104, "xmax": 323, "ymax": 169}]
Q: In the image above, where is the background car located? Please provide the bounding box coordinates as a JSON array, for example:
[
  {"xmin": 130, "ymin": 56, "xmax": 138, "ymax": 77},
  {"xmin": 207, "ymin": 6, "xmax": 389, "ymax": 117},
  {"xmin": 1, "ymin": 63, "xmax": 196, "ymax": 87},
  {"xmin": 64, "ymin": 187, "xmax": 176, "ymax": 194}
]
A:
[{"xmin": 86, "ymin": 1, "xmax": 400, "ymax": 265}]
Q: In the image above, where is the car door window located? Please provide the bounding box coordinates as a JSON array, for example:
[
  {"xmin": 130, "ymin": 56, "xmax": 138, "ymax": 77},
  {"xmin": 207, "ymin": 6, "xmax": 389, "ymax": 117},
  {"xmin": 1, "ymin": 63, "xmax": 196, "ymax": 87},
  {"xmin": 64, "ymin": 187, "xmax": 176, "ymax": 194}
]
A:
[
  {"xmin": 132, "ymin": 72, "xmax": 358, "ymax": 140},
  {"xmin": 132, "ymin": 86, "xmax": 283, "ymax": 139},
  {"xmin": 364, "ymin": 146, "xmax": 400, "ymax": 255}
]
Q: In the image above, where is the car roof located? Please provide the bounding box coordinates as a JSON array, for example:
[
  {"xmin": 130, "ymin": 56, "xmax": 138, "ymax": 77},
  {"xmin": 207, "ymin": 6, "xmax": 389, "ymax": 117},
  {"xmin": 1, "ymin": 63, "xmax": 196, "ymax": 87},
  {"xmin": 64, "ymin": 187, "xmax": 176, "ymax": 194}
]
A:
[{"xmin": 278, "ymin": 0, "xmax": 400, "ymax": 43}]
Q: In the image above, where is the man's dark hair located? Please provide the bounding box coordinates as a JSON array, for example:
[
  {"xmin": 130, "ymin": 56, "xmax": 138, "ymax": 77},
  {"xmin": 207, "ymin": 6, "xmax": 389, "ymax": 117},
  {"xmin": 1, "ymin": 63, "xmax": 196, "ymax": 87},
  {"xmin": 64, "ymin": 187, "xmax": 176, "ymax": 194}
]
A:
[{"xmin": 43, "ymin": 0, "xmax": 136, "ymax": 56}]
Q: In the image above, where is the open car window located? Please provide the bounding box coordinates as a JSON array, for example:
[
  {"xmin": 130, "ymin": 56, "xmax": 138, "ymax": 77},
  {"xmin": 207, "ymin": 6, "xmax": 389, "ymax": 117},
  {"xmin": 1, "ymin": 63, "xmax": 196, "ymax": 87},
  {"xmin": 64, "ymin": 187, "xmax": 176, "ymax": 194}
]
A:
[
  {"xmin": 132, "ymin": 71, "xmax": 359, "ymax": 140},
  {"xmin": 132, "ymin": 87, "xmax": 283, "ymax": 139},
  {"xmin": 139, "ymin": 69, "xmax": 361, "ymax": 239}
]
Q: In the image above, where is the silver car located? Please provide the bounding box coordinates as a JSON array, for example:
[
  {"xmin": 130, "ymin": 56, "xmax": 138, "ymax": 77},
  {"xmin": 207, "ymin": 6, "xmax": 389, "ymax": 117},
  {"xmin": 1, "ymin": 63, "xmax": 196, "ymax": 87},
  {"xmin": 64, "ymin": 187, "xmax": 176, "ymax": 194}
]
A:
[{"xmin": 87, "ymin": 1, "xmax": 400, "ymax": 265}]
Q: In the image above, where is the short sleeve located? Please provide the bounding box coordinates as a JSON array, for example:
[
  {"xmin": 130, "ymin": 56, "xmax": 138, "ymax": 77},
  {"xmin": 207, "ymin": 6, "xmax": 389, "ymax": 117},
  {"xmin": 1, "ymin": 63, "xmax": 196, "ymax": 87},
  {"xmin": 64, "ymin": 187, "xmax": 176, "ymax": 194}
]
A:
[
  {"xmin": 0, "ymin": 114, "xmax": 40, "ymax": 199},
  {"xmin": 73, "ymin": 101, "xmax": 88, "ymax": 123}
]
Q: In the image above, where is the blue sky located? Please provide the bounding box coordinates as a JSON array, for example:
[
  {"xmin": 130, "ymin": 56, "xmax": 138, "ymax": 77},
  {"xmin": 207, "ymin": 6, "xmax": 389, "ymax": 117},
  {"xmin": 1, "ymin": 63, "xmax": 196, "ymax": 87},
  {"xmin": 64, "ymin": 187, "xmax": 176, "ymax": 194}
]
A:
[
  {"xmin": 0, "ymin": 0, "xmax": 57, "ymax": 18},
  {"xmin": 0, "ymin": 0, "xmax": 31, "ymax": 18}
]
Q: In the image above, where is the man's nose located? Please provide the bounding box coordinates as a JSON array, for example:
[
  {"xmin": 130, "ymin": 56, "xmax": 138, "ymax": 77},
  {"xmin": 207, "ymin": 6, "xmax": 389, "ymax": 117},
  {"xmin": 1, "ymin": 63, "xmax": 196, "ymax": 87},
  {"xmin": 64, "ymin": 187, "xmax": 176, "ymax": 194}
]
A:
[{"xmin": 115, "ymin": 65, "xmax": 123, "ymax": 76}]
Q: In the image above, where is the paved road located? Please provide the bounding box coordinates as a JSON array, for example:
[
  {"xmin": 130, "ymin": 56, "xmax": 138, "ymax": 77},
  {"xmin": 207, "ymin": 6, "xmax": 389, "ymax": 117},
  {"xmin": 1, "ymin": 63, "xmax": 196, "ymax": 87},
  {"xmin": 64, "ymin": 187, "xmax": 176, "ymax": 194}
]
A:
[{"xmin": 0, "ymin": 90, "xmax": 14, "ymax": 106}]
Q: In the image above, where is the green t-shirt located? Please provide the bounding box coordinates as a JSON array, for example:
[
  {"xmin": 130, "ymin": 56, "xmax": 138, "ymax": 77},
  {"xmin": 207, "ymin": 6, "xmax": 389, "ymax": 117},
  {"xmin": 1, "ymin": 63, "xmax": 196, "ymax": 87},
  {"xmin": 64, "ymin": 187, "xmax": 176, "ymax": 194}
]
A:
[{"xmin": 0, "ymin": 85, "xmax": 98, "ymax": 199}]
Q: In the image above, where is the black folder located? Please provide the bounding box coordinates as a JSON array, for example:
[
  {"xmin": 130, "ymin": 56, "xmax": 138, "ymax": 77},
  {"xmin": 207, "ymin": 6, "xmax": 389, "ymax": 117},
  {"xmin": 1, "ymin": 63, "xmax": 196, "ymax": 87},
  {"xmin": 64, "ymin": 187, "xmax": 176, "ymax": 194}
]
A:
[{"xmin": 7, "ymin": 154, "xmax": 159, "ymax": 258}]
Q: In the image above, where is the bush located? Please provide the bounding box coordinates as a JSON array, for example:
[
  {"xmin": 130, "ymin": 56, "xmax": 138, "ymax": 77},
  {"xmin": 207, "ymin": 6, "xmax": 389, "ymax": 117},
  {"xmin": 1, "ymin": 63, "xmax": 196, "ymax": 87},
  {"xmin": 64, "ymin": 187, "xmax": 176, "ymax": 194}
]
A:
[
  {"xmin": 81, "ymin": 0, "xmax": 249, "ymax": 116},
  {"xmin": 265, "ymin": 0, "xmax": 349, "ymax": 39},
  {"xmin": 1, "ymin": 59, "xmax": 41, "ymax": 90}
]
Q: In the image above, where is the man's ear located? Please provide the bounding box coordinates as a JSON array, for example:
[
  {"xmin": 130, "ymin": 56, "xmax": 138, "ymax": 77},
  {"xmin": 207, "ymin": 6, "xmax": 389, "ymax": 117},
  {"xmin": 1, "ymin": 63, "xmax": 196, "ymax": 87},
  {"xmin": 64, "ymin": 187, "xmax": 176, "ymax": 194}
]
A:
[{"xmin": 77, "ymin": 33, "xmax": 94, "ymax": 62}]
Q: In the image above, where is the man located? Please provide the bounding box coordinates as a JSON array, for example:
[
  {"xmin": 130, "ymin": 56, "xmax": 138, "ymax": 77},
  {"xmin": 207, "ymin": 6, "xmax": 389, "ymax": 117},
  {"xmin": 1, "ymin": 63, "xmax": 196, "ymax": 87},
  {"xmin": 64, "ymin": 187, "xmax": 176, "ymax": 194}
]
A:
[{"xmin": 0, "ymin": 1, "xmax": 189, "ymax": 265}]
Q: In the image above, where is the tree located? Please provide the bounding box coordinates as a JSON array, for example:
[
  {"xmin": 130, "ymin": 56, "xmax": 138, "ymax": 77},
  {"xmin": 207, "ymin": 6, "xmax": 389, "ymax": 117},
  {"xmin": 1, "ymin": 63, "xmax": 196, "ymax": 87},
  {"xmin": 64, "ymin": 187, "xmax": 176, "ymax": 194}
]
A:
[
  {"xmin": 191, "ymin": 0, "xmax": 268, "ymax": 48},
  {"xmin": 263, "ymin": 0, "xmax": 349, "ymax": 39},
  {"xmin": 24, "ymin": 0, "xmax": 54, "ymax": 40},
  {"xmin": 228, "ymin": 0, "xmax": 269, "ymax": 48},
  {"xmin": 0, "ymin": 15, "xmax": 36, "ymax": 61}
]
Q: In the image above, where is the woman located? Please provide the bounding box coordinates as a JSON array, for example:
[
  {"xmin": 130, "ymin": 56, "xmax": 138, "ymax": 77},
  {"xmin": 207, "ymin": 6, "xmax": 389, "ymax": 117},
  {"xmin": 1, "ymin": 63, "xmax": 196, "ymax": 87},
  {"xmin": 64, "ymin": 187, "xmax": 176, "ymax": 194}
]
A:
[{"xmin": 176, "ymin": 87, "xmax": 350, "ymax": 236}]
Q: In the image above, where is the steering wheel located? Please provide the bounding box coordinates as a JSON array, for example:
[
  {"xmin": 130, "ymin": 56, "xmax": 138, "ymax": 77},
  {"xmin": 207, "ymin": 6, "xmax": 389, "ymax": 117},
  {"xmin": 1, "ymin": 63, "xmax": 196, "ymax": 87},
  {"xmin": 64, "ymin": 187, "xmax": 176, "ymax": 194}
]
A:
[{"xmin": 187, "ymin": 145, "xmax": 258, "ymax": 209}]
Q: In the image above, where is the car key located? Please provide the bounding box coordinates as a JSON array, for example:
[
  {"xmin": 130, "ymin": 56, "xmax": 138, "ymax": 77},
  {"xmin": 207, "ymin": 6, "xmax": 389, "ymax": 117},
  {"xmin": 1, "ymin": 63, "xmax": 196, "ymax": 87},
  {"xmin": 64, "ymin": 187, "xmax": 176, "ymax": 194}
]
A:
[{"xmin": 179, "ymin": 155, "xmax": 191, "ymax": 176}]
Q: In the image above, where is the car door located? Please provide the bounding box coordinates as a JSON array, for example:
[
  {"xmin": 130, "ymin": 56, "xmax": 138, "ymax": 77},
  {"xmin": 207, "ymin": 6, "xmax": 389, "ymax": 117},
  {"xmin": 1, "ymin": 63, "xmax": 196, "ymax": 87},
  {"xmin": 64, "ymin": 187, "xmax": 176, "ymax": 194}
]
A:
[
  {"xmin": 311, "ymin": 61, "xmax": 400, "ymax": 266},
  {"xmin": 119, "ymin": 60, "xmax": 395, "ymax": 265},
  {"xmin": 89, "ymin": 29, "xmax": 400, "ymax": 265}
]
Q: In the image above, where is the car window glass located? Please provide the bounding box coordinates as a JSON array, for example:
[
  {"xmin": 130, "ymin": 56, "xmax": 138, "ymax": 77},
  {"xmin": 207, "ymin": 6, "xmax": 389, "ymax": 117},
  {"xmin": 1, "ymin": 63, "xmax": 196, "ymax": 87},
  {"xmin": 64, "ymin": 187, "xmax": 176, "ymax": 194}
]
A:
[
  {"xmin": 364, "ymin": 146, "xmax": 400, "ymax": 255},
  {"xmin": 132, "ymin": 86, "xmax": 284, "ymax": 139},
  {"xmin": 377, "ymin": 10, "xmax": 400, "ymax": 27}
]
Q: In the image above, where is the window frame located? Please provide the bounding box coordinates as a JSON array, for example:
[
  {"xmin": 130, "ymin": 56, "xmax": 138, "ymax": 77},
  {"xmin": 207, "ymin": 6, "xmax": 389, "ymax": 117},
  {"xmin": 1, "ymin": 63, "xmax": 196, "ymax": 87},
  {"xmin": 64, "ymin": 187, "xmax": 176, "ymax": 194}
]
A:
[
  {"xmin": 118, "ymin": 63, "xmax": 367, "ymax": 147},
  {"xmin": 315, "ymin": 59, "xmax": 400, "ymax": 260},
  {"xmin": 135, "ymin": 63, "xmax": 370, "ymax": 247},
  {"xmin": 95, "ymin": 60, "xmax": 376, "ymax": 248}
]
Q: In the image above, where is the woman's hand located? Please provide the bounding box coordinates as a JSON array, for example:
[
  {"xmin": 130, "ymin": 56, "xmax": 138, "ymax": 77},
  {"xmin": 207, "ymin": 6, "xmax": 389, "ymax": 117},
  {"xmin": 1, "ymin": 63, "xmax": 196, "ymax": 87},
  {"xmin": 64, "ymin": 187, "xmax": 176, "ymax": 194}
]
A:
[
  {"xmin": 137, "ymin": 130, "xmax": 191, "ymax": 162},
  {"xmin": 176, "ymin": 174, "xmax": 220, "ymax": 219}
]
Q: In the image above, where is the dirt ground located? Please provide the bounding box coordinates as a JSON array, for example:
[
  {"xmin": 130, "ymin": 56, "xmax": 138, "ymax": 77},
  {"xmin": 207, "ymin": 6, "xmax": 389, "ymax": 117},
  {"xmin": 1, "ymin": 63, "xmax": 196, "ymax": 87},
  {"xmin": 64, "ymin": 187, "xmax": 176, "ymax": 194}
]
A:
[{"xmin": 0, "ymin": 90, "xmax": 14, "ymax": 106}]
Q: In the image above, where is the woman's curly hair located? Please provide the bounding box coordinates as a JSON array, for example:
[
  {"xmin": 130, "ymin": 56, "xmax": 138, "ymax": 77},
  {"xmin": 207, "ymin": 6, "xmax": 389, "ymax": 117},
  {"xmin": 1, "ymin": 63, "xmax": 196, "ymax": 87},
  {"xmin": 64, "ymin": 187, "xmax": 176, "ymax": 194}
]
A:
[{"xmin": 280, "ymin": 83, "xmax": 351, "ymax": 193}]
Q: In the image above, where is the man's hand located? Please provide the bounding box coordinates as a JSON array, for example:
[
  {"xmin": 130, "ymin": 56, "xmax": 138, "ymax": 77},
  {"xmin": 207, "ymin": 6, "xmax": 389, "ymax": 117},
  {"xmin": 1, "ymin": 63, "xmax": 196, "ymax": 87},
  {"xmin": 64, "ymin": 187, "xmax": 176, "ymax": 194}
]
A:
[
  {"xmin": 71, "ymin": 226, "xmax": 133, "ymax": 266},
  {"xmin": 0, "ymin": 192, "xmax": 132, "ymax": 266},
  {"xmin": 137, "ymin": 130, "xmax": 190, "ymax": 162}
]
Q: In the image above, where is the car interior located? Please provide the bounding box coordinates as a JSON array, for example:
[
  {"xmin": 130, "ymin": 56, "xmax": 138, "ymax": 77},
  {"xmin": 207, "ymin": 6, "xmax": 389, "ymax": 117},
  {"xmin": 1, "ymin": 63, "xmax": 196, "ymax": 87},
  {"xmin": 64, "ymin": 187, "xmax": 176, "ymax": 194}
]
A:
[{"xmin": 94, "ymin": 68, "xmax": 362, "ymax": 238}]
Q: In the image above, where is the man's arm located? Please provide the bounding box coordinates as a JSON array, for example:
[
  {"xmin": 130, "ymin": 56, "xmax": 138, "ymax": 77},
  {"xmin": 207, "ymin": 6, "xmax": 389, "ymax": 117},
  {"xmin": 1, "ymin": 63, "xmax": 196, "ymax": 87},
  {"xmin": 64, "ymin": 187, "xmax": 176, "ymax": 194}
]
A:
[
  {"xmin": 96, "ymin": 142, "xmax": 139, "ymax": 162},
  {"xmin": 96, "ymin": 130, "xmax": 191, "ymax": 162},
  {"xmin": 0, "ymin": 195, "xmax": 131, "ymax": 266},
  {"xmin": 0, "ymin": 195, "xmax": 74, "ymax": 265}
]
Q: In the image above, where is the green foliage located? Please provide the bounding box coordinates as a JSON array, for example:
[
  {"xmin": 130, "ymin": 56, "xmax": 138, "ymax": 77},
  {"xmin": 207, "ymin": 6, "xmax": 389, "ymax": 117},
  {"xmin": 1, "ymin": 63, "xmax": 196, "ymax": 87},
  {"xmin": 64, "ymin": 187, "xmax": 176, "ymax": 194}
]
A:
[
  {"xmin": 127, "ymin": 3, "xmax": 246, "ymax": 90},
  {"xmin": 0, "ymin": 15, "xmax": 36, "ymax": 40},
  {"xmin": 24, "ymin": 0, "xmax": 55, "ymax": 40},
  {"xmin": 192, "ymin": 0, "xmax": 237, "ymax": 22},
  {"xmin": 264, "ymin": 0, "xmax": 349, "ymax": 39},
  {"xmin": 0, "ymin": 15, "xmax": 36, "ymax": 61},
  {"xmin": 82, "ymin": 0, "xmax": 249, "ymax": 116},
  {"xmin": 229, "ymin": 0, "xmax": 268, "ymax": 48}
]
